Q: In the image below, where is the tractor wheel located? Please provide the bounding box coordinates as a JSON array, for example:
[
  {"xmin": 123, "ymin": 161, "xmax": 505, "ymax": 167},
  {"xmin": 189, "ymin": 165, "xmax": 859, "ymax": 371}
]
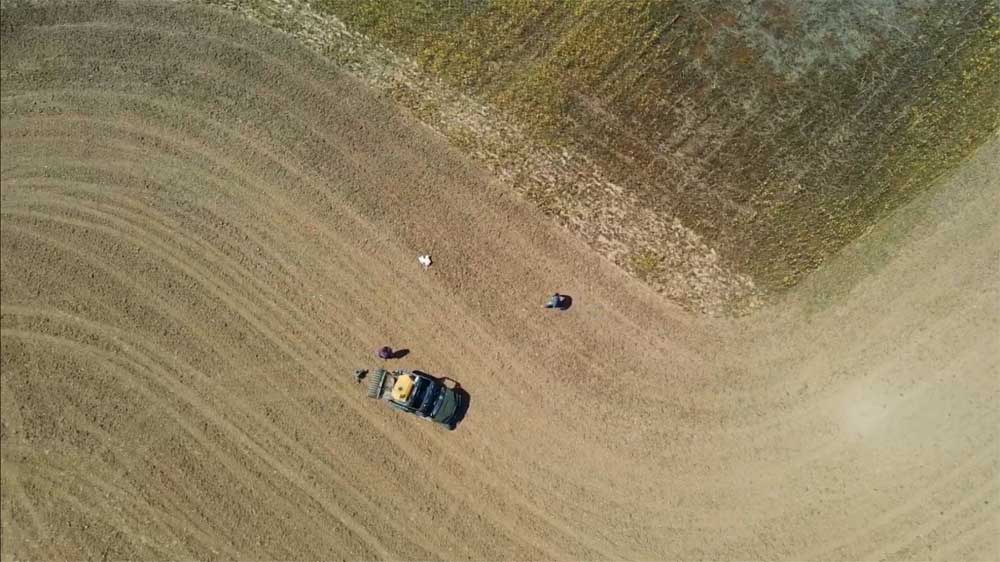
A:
[{"xmin": 366, "ymin": 369, "xmax": 387, "ymax": 398}]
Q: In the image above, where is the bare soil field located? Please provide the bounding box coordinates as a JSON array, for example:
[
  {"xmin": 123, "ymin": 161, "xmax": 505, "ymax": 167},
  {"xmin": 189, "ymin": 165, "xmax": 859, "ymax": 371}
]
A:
[{"xmin": 1, "ymin": 2, "xmax": 997, "ymax": 560}]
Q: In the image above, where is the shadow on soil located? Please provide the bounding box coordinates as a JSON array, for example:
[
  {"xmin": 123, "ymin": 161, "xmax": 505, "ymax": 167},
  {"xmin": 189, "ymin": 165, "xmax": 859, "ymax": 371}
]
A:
[{"xmin": 448, "ymin": 386, "xmax": 471, "ymax": 431}]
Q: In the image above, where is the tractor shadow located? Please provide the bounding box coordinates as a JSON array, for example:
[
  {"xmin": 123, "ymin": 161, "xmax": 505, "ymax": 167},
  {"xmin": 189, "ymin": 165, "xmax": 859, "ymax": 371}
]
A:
[{"xmin": 448, "ymin": 386, "xmax": 471, "ymax": 431}]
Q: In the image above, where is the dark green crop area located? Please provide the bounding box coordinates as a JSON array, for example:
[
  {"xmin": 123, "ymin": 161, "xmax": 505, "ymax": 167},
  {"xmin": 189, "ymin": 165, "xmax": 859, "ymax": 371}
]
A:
[{"xmin": 317, "ymin": 0, "xmax": 998, "ymax": 296}]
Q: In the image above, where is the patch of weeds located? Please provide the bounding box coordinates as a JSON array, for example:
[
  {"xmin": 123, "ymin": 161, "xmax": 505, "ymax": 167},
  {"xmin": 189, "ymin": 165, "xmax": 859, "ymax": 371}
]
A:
[
  {"xmin": 630, "ymin": 250, "xmax": 662, "ymax": 281},
  {"xmin": 291, "ymin": 0, "xmax": 996, "ymax": 307}
]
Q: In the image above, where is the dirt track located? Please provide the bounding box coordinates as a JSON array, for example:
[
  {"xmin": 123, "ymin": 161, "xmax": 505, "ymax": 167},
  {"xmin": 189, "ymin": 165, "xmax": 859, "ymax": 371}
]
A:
[{"xmin": 1, "ymin": 3, "xmax": 997, "ymax": 560}]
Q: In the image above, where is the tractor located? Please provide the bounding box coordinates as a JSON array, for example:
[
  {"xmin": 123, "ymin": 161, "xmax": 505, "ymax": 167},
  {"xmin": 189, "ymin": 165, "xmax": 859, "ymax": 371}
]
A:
[{"xmin": 366, "ymin": 368, "xmax": 463, "ymax": 429}]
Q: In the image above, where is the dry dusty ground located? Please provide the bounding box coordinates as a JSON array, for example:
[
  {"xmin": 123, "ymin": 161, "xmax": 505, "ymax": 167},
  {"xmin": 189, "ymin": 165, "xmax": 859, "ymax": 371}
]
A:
[{"xmin": 0, "ymin": 3, "xmax": 997, "ymax": 560}]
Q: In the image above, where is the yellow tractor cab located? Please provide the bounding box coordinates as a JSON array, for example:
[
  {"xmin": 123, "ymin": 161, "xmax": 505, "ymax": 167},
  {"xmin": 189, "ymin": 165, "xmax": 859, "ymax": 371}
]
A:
[
  {"xmin": 366, "ymin": 368, "xmax": 463, "ymax": 429},
  {"xmin": 390, "ymin": 373, "xmax": 415, "ymax": 402}
]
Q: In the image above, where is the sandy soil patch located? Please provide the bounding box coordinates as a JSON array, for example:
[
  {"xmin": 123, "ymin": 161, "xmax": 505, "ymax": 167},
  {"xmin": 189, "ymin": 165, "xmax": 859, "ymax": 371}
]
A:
[{"xmin": 1, "ymin": 2, "xmax": 996, "ymax": 560}]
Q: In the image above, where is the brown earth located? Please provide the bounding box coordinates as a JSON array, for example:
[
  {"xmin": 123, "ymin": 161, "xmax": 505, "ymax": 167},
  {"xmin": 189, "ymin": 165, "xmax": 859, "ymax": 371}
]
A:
[{"xmin": 1, "ymin": 2, "xmax": 997, "ymax": 561}]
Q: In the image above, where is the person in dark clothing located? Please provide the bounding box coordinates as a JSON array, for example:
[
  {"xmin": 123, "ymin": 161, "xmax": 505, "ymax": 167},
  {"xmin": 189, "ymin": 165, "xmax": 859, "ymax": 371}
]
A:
[
  {"xmin": 377, "ymin": 346, "xmax": 394, "ymax": 360},
  {"xmin": 544, "ymin": 293, "xmax": 568, "ymax": 310}
]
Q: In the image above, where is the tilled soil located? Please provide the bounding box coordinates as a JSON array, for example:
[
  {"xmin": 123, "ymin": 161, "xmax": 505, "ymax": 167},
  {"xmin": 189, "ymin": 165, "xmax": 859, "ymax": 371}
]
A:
[{"xmin": 1, "ymin": 3, "xmax": 997, "ymax": 560}]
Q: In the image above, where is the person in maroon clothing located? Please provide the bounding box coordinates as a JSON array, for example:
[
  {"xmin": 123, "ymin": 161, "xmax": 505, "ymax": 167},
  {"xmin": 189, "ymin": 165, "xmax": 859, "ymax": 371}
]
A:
[{"xmin": 377, "ymin": 346, "xmax": 394, "ymax": 360}]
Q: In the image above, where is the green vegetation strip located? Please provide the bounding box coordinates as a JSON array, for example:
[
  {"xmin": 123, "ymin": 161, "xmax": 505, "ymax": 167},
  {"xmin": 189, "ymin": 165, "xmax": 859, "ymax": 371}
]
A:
[{"xmin": 207, "ymin": 0, "xmax": 998, "ymax": 314}]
